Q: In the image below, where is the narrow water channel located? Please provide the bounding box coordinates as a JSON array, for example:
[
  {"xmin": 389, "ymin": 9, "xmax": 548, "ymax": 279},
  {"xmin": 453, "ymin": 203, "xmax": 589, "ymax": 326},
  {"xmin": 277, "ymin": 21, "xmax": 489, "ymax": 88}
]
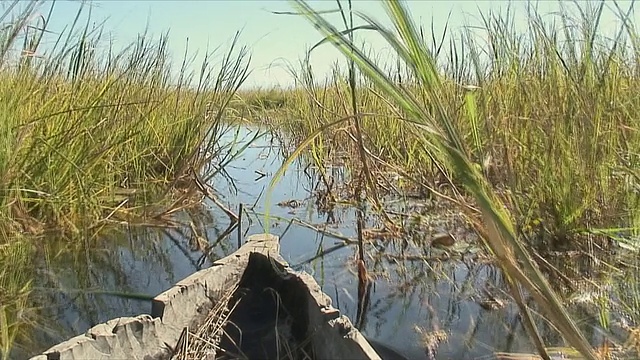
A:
[{"xmin": 22, "ymin": 126, "xmax": 629, "ymax": 360}]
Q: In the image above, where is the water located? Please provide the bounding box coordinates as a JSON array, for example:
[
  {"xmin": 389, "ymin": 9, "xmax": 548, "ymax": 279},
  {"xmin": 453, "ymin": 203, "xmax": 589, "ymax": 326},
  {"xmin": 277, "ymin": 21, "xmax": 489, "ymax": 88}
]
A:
[{"xmin": 17, "ymin": 126, "xmax": 628, "ymax": 359}]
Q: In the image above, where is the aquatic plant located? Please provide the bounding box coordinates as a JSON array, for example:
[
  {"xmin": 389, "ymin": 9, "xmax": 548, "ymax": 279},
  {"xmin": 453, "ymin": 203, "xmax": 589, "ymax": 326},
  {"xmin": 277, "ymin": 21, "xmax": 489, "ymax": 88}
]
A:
[
  {"xmin": 0, "ymin": 1, "xmax": 250, "ymax": 356},
  {"xmin": 259, "ymin": 0, "xmax": 640, "ymax": 254},
  {"xmin": 262, "ymin": 0, "xmax": 640, "ymax": 358}
]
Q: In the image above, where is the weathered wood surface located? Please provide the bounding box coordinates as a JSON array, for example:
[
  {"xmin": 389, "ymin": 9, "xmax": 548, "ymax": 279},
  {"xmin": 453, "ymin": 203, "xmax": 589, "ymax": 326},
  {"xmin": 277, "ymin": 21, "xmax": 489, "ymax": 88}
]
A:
[{"xmin": 30, "ymin": 233, "xmax": 382, "ymax": 360}]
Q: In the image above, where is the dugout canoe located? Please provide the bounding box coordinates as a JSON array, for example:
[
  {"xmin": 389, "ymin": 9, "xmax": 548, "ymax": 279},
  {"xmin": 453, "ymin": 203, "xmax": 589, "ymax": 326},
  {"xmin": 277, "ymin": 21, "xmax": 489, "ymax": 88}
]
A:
[{"xmin": 31, "ymin": 233, "xmax": 407, "ymax": 360}]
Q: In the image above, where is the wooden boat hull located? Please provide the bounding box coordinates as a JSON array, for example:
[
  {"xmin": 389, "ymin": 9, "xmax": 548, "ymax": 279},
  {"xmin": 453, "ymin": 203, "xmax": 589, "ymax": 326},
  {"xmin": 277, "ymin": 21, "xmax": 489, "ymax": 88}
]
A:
[{"xmin": 30, "ymin": 233, "xmax": 385, "ymax": 360}]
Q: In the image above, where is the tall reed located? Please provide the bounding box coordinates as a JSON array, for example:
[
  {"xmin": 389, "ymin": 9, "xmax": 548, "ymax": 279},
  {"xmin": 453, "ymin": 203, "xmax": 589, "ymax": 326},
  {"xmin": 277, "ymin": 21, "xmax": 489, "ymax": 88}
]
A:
[
  {"xmin": 260, "ymin": 1, "xmax": 640, "ymax": 254},
  {"xmin": 0, "ymin": 1, "xmax": 250, "ymax": 356},
  {"xmin": 264, "ymin": 0, "xmax": 640, "ymax": 358}
]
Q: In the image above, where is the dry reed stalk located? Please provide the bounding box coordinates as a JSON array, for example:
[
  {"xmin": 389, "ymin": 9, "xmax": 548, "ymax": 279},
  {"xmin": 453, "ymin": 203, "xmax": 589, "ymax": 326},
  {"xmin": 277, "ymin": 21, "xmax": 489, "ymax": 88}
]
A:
[{"xmin": 172, "ymin": 284, "xmax": 240, "ymax": 360}]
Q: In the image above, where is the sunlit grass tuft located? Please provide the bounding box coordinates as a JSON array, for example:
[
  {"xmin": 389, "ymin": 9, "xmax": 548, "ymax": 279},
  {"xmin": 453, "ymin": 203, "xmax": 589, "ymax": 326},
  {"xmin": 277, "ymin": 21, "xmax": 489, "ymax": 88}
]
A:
[
  {"xmin": 0, "ymin": 1, "xmax": 250, "ymax": 356},
  {"xmin": 259, "ymin": 0, "xmax": 640, "ymax": 358},
  {"xmin": 258, "ymin": 1, "xmax": 640, "ymax": 254}
]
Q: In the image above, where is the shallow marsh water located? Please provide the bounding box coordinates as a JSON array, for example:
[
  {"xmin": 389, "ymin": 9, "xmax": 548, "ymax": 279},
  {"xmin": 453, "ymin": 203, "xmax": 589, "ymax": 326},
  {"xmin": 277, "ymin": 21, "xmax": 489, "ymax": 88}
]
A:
[{"xmin": 17, "ymin": 126, "xmax": 635, "ymax": 360}]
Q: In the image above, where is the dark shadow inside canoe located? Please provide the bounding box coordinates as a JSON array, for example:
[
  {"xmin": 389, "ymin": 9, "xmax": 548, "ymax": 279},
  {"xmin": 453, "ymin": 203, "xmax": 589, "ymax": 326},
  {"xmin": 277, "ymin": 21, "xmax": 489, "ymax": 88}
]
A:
[
  {"xmin": 215, "ymin": 252, "xmax": 409, "ymax": 360},
  {"xmin": 217, "ymin": 252, "xmax": 311, "ymax": 359}
]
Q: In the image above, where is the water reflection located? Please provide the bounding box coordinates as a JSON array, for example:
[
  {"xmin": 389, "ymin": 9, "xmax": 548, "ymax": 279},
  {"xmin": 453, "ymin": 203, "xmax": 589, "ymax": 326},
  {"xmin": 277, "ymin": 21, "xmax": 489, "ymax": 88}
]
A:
[{"xmin": 17, "ymin": 125, "xmax": 638, "ymax": 360}]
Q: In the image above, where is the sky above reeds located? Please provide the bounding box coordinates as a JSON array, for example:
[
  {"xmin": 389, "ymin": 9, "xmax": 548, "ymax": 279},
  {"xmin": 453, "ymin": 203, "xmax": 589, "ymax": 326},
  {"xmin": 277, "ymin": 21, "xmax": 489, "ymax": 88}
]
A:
[{"xmin": 37, "ymin": 0, "xmax": 639, "ymax": 88}]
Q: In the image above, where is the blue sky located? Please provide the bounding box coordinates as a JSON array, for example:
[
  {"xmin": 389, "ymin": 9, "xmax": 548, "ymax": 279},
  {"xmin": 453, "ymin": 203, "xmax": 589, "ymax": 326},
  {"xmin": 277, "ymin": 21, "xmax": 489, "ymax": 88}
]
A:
[{"xmin": 24, "ymin": 0, "xmax": 640, "ymax": 88}]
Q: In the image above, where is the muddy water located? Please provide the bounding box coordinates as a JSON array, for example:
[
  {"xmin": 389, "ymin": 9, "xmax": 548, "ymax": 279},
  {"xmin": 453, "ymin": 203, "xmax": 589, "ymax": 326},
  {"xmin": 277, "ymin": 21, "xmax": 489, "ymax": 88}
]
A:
[{"xmin": 21, "ymin": 126, "xmax": 620, "ymax": 359}]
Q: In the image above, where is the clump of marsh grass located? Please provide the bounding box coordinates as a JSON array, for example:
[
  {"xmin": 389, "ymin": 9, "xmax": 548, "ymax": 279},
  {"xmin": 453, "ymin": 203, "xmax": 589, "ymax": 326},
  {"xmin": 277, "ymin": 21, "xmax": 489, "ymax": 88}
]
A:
[
  {"xmin": 264, "ymin": 0, "xmax": 640, "ymax": 255},
  {"xmin": 0, "ymin": 240, "xmax": 36, "ymax": 359},
  {"xmin": 0, "ymin": 0, "xmax": 251, "ymax": 356},
  {"xmin": 0, "ymin": 1, "xmax": 250, "ymax": 234},
  {"xmin": 257, "ymin": 3, "xmax": 640, "ymax": 354},
  {"xmin": 265, "ymin": 0, "xmax": 634, "ymax": 358}
]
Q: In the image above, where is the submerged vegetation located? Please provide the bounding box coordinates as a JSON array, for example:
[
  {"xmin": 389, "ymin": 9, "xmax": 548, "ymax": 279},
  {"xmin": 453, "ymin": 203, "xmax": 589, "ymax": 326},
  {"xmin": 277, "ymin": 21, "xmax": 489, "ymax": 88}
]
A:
[{"xmin": 0, "ymin": 1, "xmax": 249, "ymax": 357}]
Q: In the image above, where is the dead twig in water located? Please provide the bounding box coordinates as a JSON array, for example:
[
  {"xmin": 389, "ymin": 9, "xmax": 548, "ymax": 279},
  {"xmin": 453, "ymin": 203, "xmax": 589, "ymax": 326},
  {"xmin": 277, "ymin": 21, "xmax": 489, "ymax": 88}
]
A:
[
  {"xmin": 197, "ymin": 221, "xmax": 239, "ymax": 267},
  {"xmin": 237, "ymin": 203, "xmax": 243, "ymax": 248},
  {"xmin": 290, "ymin": 242, "xmax": 352, "ymax": 268},
  {"xmin": 249, "ymin": 211, "xmax": 357, "ymax": 244},
  {"xmin": 191, "ymin": 167, "xmax": 239, "ymax": 223}
]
